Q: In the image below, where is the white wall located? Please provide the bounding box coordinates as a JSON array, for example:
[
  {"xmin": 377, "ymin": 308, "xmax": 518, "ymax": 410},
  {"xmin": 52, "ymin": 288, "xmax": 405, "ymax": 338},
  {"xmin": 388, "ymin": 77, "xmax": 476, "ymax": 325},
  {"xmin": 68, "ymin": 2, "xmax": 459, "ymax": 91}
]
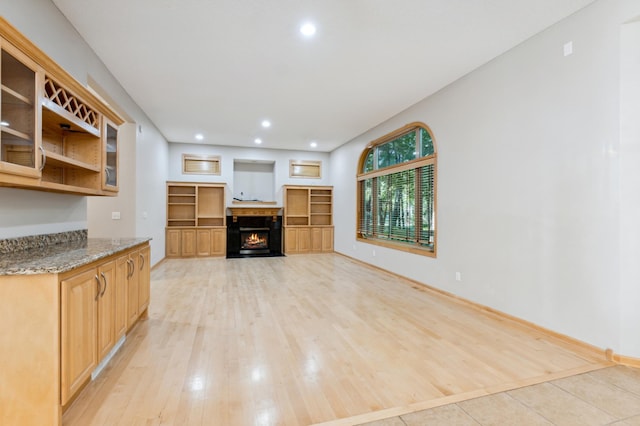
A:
[
  {"xmin": 0, "ymin": 188, "xmax": 86, "ymax": 239},
  {"xmin": 168, "ymin": 143, "xmax": 331, "ymax": 205},
  {"xmin": 619, "ymin": 18, "xmax": 640, "ymax": 357},
  {"xmin": 332, "ymin": 0, "xmax": 640, "ymax": 357},
  {"xmin": 1, "ymin": 0, "xmax": 169, "ymax": 265}
]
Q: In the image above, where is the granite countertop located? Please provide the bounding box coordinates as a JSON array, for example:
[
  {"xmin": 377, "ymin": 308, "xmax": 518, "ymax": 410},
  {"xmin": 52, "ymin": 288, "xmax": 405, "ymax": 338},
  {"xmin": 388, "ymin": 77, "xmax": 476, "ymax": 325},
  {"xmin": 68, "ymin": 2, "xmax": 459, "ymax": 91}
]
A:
[{"xmin": 0, "ymin": 237, "xmax": 151, "ymax": 276}]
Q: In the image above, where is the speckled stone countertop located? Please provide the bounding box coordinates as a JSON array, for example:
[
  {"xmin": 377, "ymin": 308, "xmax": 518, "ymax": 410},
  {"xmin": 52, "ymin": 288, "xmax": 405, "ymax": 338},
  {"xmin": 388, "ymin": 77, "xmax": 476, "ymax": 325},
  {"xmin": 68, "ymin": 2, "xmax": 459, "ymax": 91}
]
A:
[{"xmin": 0, "ymin": 232, "xmax": 150, "ymax": 276}]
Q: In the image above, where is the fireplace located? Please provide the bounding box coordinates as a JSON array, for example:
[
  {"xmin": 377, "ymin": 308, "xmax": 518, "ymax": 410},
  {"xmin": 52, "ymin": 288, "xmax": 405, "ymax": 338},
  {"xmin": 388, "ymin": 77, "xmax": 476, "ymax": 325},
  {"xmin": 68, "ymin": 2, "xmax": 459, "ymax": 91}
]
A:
[
  {"xmin": 226, "ymin": 207, "xmax": 283, "ymax": 258},
  {"xmin": 239, "ymin": 227, "xmax": 270, "ymax": 255}
]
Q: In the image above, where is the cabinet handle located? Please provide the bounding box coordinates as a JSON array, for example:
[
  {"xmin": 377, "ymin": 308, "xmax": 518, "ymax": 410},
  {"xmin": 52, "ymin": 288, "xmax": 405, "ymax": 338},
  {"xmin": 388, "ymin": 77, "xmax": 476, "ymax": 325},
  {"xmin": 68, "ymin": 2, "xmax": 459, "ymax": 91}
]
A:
[
  {"xmin": 39, "ymin": 146, "xmax": 47, "ymax": 171},
  {"xmin": 128, "ymin": 258, "xmax": 136, "ymax": 278},
  {"xmin": 100, "ymin": 272, "xmax": 108, "ymax": 297},
  {"xmin": 139, "ymin": 253, "xmax": 145, "ymax": 271},
  {"xmin": 94, "ymin": 275, "xmax": 101, "ymax": 301}
]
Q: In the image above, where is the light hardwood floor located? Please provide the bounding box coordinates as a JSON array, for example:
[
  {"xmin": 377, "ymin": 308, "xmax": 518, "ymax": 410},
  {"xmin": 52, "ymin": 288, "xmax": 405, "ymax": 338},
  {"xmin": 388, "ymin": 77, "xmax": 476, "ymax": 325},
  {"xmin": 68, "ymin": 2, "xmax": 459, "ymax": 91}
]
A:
[{"xmin": 63, "ymin": 254, "xmax": 610, "ymax": 425}]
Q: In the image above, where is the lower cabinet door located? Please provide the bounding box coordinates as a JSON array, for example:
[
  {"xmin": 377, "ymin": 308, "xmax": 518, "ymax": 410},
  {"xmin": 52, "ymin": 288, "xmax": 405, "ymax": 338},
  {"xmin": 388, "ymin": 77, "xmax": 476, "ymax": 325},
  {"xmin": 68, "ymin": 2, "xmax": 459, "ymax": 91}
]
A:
[
  {"xmin": 138, "ymin": 245, "xmax": 151, "ymax": 313},
  {"xmin": 284, "ymin": 228, "xmax": 298, "ymax": 253},
  {"xmin": 166, "ymin": 229, "xmax": 181, "ymax": 257},
  {"xmin": 322, "ymin": 227, "xmax": 334, "ymax": 252},
  {"xmin": 311, "ymin": 228, "xmax": 323, "ymax": 252},
  {"xmin": 211, "ymin": 228, "xmax": 226, "ymax": 256},
  {"xmin": 196, "ymin": 229, "xmax": 212, "ymax": 256},
  {"xmin": 126, "ymin": 251, "xmax": 139, "ymax": 329},
  {"xmin": 61, "ymin": 268, "xmax": 98, "ymax": 405},
  {"xmin": 298, "ymin": 228, "xmax": 311, "ymax": 253},
  {"xmin": 96, "ymin": 260, "xmax": 116, "ymax": 361},
  {"xmin": 114, "ymin": 254, "xmax": 128, "ymax": 340},
  {"xmin": 181, "ymin": 229, "xmax": 196, "ymax": 257}
]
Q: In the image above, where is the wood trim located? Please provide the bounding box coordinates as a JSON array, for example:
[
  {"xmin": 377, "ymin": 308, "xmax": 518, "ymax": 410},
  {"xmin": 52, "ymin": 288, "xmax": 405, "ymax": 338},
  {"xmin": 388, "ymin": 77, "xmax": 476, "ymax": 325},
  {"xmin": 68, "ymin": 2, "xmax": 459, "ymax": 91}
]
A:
[
  {"xmin": 336, "ymin": 252, "xmax": 610, "ymax": 361},
  {"xmin": 356, "ymin": 235, "xmax": 436, "ymax": 258},
  {"xmin": 356, "ymin": 121, "xmax": 437, "ymax": 175},
  {"xmin": 228, "ymin": 207, "xmax": 281, "ymax": 222},
  {"xmin": 357, "ymin": 156, "xmax": 435, "ymax": 180},
  {"xmin": 607, "ymin": 349, "xmax": 640, "ymax": 368},
  {"xmin": 289, "ymin": 159, "xmax": 321, "ymax": 178}
]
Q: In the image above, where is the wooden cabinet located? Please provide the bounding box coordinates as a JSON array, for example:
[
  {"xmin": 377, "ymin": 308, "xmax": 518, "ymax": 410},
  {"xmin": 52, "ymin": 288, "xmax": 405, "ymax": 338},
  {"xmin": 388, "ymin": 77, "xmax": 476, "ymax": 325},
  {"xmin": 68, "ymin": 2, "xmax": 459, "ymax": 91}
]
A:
[
  {"xmin": 166, "ymin": 182, "xmax": 227, "ymax": 257},
  {"xmin": 0, "ymin": 241, "xmax": 150, "ymax": 425},
  {"xmin": 166, "ymin": 228, "xmax": 181, "ymax": 257},
  {"xmin": 61, "ymin": 268, "xmax": 98, "ymax": 405},
  {"xmin": 195, "ymin": 228, "xmax": 227, "ymax": 256},
  {"xmin": 0, "ymin": 39, "xmax": 42, "ymax": 178},
  {"xmin": 96, "ymin": 260, "xmax": 116, "ymax": 362},
  {"xmin": 321, "ymin": 227, "xmax": 334, "ymax": 252},
  {"xmin": 60, "ymin": 243, "xmax": 150, "ymax": 407},
  {"xmin": 0, "ymin": 17, "xmax": 123, "ymax": 195},
  {"xmin": 181, "ymin": 228, "xmax": 196, "ymax": 257},
  {"xmin": 102, "ymin": 118, "xmax": 119, "ymax": 192},
  {"xmin": 114, "ymin": 255, "xmax": 128, "ymax": 340},
  {"xmin": 124, "ymin": 245, "xmax": 151, "ymax": 329},
  {"xmin": 138, "ymin": 245, "xmax": 151, "ymax": 314},
  {"xmin": 283, "ymin": 185, "xmax": 333, "ymax": 254},
  {"xmin": 211, "ymin": 228, "xmax": 226, "ymax": 256}
]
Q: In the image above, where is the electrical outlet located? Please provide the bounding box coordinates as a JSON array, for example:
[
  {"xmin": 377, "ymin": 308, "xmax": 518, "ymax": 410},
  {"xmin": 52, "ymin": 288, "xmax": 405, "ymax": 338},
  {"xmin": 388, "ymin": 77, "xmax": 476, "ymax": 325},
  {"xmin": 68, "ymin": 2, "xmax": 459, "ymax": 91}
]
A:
[
  {"xmin": 111, "ymin": 211, "xmax": 121, "ymax": 220},
  {"xmin": 372, "ymin": 249, "xmax": 376, "ymax": 257},
  {"xmin": 455, "ymin": 272, "xmax": 462, "ymax": 281}
]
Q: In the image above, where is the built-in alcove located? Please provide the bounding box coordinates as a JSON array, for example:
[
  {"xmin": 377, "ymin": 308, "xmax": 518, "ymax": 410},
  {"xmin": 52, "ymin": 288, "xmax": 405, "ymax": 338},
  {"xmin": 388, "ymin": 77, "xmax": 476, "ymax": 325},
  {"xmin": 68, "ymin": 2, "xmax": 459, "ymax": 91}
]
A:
[{"xmin": 232, "ymin": 159, "xmax": 275, "ymax": 202}]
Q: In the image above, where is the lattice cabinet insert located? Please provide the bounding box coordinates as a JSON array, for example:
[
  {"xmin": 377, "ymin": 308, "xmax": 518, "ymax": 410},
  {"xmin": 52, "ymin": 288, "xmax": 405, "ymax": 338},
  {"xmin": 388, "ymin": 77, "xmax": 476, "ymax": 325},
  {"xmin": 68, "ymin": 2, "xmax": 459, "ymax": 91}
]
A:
[
  {"xmin": 166, "ymin": 182, "xmax": 227, "ymax": 257},
  {"xmin": 283, "ymin": 185, "xmax": 333, "ymax": 254}
]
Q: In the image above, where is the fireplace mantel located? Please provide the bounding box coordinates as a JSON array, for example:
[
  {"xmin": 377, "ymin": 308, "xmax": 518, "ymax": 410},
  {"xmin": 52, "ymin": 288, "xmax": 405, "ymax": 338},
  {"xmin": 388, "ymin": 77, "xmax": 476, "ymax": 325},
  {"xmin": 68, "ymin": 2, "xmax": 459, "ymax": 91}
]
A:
[{"xmin": 228, "ymin": 206, "xmax": 282, "ymax": 222}]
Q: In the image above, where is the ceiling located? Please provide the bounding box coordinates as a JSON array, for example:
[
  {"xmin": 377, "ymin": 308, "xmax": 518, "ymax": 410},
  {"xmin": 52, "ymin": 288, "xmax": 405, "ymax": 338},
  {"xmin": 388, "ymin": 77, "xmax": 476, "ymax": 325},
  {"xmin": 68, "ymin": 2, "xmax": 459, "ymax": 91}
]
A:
[{"xmin": 51, "ymin": 0, "xmax": 595, "ymax": 152}]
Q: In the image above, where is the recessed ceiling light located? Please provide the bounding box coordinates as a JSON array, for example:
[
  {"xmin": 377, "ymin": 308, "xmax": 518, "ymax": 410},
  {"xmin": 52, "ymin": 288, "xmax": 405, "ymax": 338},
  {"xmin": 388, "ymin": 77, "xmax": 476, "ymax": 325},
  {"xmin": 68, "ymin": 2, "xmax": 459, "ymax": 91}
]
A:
[
  {"xmin": 300, "ymin": 22, "xmax": 317, "ymax": 37},
  {"xmin": 261, "ymin": 120, "xmax": 271, "ymax": 128},
  {"xmin": 254, "ymin": 138, "xmax": 262, "ymax": 144},
  {"xmin": 195, "ymin": 133, "xmax": 204, "ymax": 141},
  {"xmin": 310, "ymin": 141, "xmax": 317, "ymax": 148}
]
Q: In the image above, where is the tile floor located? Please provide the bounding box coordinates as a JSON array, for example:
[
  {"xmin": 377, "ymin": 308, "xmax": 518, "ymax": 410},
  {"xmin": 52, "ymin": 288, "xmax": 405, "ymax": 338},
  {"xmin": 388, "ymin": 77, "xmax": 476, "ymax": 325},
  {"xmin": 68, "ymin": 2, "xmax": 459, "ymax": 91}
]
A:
[{"xmin": 359, "ymin": 366, "xmax": 640, "ymax": 426}]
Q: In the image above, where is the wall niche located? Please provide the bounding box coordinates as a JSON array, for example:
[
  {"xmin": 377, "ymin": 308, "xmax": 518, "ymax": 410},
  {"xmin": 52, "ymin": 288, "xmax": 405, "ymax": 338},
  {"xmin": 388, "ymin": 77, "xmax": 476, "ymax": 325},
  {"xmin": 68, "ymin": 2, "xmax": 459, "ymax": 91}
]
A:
[{"xmin": 232, "ymin": 159, "xmax": 275, "ymax": 203}]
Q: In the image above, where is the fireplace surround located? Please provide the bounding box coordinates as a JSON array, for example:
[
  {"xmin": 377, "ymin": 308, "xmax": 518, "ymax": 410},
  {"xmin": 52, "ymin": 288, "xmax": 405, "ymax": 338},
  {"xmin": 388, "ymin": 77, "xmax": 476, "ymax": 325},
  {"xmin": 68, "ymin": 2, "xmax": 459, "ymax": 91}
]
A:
[{"xmin": 226, "ymin": 211, "xmax": 282, "ymax": 258}]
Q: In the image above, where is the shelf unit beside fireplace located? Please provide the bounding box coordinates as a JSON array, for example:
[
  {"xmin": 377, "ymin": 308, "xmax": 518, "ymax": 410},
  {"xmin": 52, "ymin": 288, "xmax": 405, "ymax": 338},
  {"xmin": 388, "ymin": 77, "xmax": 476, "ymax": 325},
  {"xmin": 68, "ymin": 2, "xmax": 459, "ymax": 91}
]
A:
[
  {"xmin": 283, "ymin": 185, "xmax": 334, "ymax": 254},
  {"xmin": 166, "ymin": 181, "xmax": 226, "ymax": 257}
]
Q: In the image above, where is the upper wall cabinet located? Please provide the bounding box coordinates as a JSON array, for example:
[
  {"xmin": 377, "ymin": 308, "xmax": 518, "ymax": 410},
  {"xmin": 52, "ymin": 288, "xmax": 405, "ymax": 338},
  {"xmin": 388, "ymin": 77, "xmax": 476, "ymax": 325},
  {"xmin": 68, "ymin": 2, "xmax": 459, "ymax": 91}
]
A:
[
  {"xmin": 0, "ymin": 40, "xmax": 41, "ymax": 178},
  {"xmin": 0, "ymin": 17, "xmax": 124, "ymax": 196}
]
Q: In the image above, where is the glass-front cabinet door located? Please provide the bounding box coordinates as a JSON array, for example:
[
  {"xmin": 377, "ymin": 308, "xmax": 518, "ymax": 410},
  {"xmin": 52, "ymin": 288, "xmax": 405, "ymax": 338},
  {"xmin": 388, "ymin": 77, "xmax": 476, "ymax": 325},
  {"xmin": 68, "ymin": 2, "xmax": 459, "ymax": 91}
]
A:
[
  {"xmin": 102, "ymin": 119, "xmax": 118, "ymax": 191},
  {"xmin": 0, "ymin": 40, "xmax": 41, "ymax": 178}
]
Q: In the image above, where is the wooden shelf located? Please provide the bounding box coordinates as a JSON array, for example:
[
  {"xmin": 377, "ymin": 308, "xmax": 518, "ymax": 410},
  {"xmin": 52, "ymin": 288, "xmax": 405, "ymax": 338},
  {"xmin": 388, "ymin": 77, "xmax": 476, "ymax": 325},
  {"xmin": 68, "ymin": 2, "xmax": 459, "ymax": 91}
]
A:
[
  {"xmin": 1, "ymin": 126, "xmax": 30, "ymax": 141},
  {"xmin": 39, "ymin": 180, "xmax": 103, "ymax": 195},
  {"xmin": 166, "ymin": 182, "xmax": 227, "ymax": 257},
  {"xmin": 1, "ymin": 84, "xmax": 32, "ymax": 105},
  {"xmin": 42, "ymin": 100, "xmax": 100, "ymax": 137},
  {"xmin": 45, "ymin": 151, "xmax": 100, "ymax": 172},
  {"xmin": 283, "ymin": 185, "xmax": 334, "ymax": 253}
]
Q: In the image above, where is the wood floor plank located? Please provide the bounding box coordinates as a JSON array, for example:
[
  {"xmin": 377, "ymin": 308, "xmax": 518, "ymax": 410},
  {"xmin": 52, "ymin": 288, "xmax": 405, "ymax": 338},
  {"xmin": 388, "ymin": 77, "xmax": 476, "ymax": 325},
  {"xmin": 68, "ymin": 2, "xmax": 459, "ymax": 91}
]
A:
[{"xmin": 63, "ymin": 254, "xmax": 608, "ymax": 425}]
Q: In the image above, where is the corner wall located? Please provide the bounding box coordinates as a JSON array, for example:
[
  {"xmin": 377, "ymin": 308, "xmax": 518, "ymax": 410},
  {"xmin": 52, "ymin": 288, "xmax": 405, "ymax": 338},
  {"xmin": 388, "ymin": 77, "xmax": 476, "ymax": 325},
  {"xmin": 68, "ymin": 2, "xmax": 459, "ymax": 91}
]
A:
[{"xmin": 332, "ymin": 0, "xmax": 640, "ymax": 357}]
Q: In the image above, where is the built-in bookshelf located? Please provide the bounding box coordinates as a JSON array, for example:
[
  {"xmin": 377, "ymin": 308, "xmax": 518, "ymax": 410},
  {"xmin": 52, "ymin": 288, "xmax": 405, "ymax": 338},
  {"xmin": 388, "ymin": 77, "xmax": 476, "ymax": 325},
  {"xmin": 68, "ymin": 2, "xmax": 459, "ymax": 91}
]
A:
[
  {"xmin": 166, "ymin": 182, "xmax": 226, "ymax": 257},
  {"xmin": 283, "ymin": 185, "xmax": 333, "ymax": 254}
]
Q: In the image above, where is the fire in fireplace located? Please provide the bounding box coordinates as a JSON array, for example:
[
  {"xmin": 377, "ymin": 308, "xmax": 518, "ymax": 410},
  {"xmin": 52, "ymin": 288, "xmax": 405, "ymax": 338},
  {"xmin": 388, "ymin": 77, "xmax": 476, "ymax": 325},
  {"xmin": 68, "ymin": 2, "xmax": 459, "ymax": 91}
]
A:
[{"xmin": 239, "ymin": 227, "xmax": 270, "ymax": 255}]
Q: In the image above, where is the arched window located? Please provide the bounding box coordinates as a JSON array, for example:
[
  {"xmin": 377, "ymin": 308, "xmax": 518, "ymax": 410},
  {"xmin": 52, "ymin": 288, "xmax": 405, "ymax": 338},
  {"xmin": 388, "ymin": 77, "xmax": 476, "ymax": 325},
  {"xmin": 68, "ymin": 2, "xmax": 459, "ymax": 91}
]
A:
[{"xmin": 357, "ymin": 122, "xmax": 436, "ymax": 256}]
